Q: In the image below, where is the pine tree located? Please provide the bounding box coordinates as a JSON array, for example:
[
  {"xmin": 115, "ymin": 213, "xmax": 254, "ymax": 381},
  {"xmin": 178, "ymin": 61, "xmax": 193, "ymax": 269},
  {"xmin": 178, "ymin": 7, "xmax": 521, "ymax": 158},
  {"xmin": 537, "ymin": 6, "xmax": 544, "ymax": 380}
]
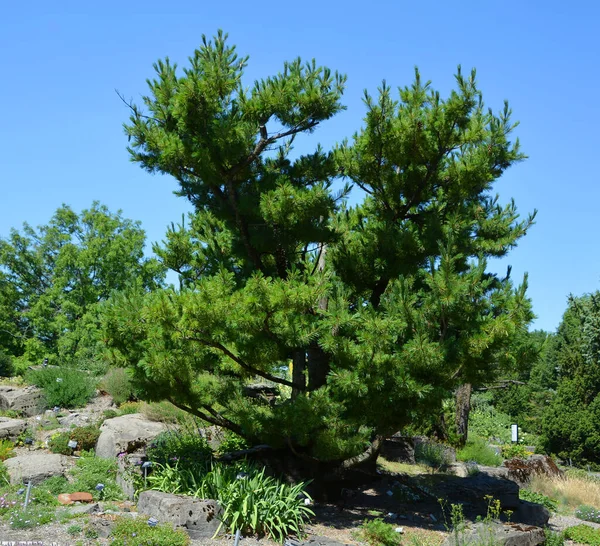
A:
[{"xmin": 104, "ymin": 31, "xmax": 535, "ymax": 470}]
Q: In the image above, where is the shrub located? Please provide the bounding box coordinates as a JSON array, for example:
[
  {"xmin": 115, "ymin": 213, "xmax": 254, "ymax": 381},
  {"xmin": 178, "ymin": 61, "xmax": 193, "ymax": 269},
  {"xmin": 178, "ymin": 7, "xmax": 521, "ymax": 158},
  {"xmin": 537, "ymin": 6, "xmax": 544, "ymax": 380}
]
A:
[
  {"xmin": 101, "ymin": 368, "xmax": 135, "ymax": 405},
  {"xmin": 356, "ymin": 518, "xmax": 402, "ymax": 546},
  {"xmin": 0, "ymin": 439, "xmax": 15, "ymax": 462},
  {"xmin": 545, "ymin": 530, "xmax": 565, "ymax": 546},
  {"xmin": 564, "ymin": 525, "xmax": 600, "ymax": 546},
  {"xmin": 0, "ymin": 350, "xmax": 14, "ymax": 378},
  {"xmin": 146, "ymin": 429, "xmax": 212, "ymax": 470},
  {"xmin": 69, "ymin": 451, "xmax": 123, "ymax": 501},
  {"xmin": 217, "ymin": 429, "xmax": 249, "ymax": 454},
  {"xmin": 576, "ymin": 505, "xmax": 600, "ymax": 523},
  {"xmin": 457, "ymin": 439, "xmax": 502, "ymax": 467},
  {"xmin": 519, "ymin": 489, "xmax": 558, "ymax": 511},
  {"xmin": 469, "ymin": 406, "xmax": 514, "ymax": 443},
  {"xmin": 142, "ymin": 401, "xmax": 189, "ymax": 424},
  {"xmin": 48, "ymin": 425, "xmax": 101, "ymax": 454},
  {"xmin": 415, "ymin": 441, "xmax": 451, "ymax": 469},
  {"xmin": 26, "ymin": 367, "xmax": 96, "ymax": 408},
  {"xmin": 110, "ymin": 516, "xmax": 190, "ymax": 546},
  {"xmin": 501, "ymin": 443, "xmax": 533, "ymax": 459},
  {"xmin": 117, "ymin": 401, "xmax": 142, "ymax": 414},
  {"xmin": 38, "ymin": 476, "xmax": 70, "ymax": 495}
]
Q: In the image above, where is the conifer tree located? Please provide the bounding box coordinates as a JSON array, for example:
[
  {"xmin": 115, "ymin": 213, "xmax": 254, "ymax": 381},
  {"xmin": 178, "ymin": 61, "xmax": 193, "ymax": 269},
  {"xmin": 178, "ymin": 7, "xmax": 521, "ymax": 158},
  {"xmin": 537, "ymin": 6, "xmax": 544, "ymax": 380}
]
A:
[{"xmin": 104, "ymin": 31, "xmax": 535, "ymax": 468}]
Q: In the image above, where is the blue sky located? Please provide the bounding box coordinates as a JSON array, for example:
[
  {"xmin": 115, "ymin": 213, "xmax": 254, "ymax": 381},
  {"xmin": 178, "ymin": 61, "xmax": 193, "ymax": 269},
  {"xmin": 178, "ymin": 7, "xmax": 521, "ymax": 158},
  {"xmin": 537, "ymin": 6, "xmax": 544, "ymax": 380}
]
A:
[{"xmin": 1, "ymin": 1, "xmax": 598, "ymax": 332}]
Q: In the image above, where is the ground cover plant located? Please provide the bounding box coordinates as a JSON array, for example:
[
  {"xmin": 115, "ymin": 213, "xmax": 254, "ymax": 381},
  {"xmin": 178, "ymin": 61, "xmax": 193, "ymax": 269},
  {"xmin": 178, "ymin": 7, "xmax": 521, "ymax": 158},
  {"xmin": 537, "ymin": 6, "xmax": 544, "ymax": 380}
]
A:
[
  {"xmin": 110, "ymin": 516, "xmax": 190, "ymax": 546},
  {"xmin": 519, "ymin": 489, "xmax": 558, "ymax": 512},
  {"xmin": 49, "ymin": 424, "xmax": 101, "ymax": 455},
  {"xmin": 457, "ymin": 439, "xmax": 502, "ymax": 467},
  {"xmin": 576, "ymin": 505, "xmax": 600, "ymax": 524},
  {"xmin": 355, "ymin": 518, "xmax": 402, "ymax": 546},
  {"xmin": 564, "ymin": 525, "xmax": 600, "ymax": 546}
]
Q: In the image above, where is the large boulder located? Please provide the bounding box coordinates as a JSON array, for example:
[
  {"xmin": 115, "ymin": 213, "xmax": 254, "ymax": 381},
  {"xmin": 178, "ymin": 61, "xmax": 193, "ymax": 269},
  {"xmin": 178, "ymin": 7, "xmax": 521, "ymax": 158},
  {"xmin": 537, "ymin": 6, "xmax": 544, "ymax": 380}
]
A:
[
  {"xmin": 0, "ymin": 386, "xmax": 44, "ymax": 416},
  {"xmin": 434, "ymin": 473, "xmax": 520, "ymax": 510},
  {"xmin": 381, "ymin": 436, "xmax": 415, "ymax": 464},
  {"xmin": 0, "ymin": 417, "xmax": 27, "ymax": 440},
  {"xmin": 443, "ymin": 522, "xmax": 545, "ymax": 546},
  {"xmin": 4, "ymin": 453, "xmax": 70, "ymax": 485},
  {"xmin": 95, "ymin": 413, "xmax": 168, "ymax": 458},
  {"xmin": 503, "ymin": 455, "xmax": 562, "ymax": 485},
  {"xmin": 137, "ymin": 490, "xmax": 222, "ymax": 538}
]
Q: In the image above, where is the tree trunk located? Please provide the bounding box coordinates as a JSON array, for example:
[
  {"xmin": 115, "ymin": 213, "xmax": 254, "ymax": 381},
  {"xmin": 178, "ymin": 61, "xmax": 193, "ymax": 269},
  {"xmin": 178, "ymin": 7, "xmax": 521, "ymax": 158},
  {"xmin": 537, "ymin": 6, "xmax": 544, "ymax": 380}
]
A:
[
  {"xmin": 455, "ymin": 383, "xmax": 472, "ymax": 447},
  {"xmin": 308, "ymin": 243, "xmax": 330, "ymax": 390},
  {"xmin": 291, "ymin": 350, "xmax": 306, "ymax": 399}
]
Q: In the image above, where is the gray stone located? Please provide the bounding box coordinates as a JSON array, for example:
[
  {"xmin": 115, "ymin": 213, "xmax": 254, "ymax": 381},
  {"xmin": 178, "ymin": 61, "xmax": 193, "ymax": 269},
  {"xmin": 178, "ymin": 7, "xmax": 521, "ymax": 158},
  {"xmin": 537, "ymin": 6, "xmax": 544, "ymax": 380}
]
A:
[
  {"xmin": 298, "ymin": 537, "xmax": 353, "ymax": 546},
  {"xmin": 511, "ymin": 500, "xmax": 551, "ymax": 527},
  {"xmin": 434, "ymin": 473, "xmax": 520, "ymax": 510},
  {"xmin": 0, "ymin": 417, "xmax": 27, "ymax": 440},
  {"xmin": 381, "ymin": 436, "xmax": 415, "ymax": 464},
  {"xmin": 116, "ymin": 454, "xmax": 143, "ymax": 500},
  {"xmin": 443, "ymin": 522, "xmax": 545, "ymax": 546},
  {"xmin": 4, "ymin": 453, "xmax": 70, "ymax": 484},
  {"xmin": 67, "ymin": 503, "xmax": 101, "ymax": 516},
  {"xmin": 95, "ymin": 413, "xmax": 169, "ymax": 458},
  {"xmin": 137, "ymin": 490, "xmax": 222, "ymax": 536},
  {"xmin": 0, "ymin": 386, "xmax": 44, "ymax": 416},
  {"xmin": 86, "ymin": 517, "xmax": 114, "ymax": 538}
]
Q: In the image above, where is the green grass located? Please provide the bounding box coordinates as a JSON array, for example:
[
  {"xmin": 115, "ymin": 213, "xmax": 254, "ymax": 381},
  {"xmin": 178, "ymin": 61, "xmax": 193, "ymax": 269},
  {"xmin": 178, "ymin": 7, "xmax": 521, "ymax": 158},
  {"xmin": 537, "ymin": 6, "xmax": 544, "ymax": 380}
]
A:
[{"xmin": 457, "ymin": 438, "xmax": 502, "ymax": 467}]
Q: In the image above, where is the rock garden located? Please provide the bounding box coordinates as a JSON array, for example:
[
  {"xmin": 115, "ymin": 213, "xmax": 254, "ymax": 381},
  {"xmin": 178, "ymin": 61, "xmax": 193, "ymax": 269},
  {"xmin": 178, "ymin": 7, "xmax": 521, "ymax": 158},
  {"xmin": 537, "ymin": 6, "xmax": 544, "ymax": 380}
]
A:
[{"xmin": 0, "ymin": 372, "xmax": 596, "ymax": 546}]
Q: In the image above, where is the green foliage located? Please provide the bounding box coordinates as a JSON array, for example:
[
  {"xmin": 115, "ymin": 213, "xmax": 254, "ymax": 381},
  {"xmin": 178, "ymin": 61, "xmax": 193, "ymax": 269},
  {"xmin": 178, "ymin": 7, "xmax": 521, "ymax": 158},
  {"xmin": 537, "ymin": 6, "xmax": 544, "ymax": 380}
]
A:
[
  {"xmin": 457, "ymin": 439, "xmax": 502, "ymax": 467},
  {"xmin": 67, "ymin": 524, "xmax": 83, "ymax": 535},
  {"xmin": 217, "ymin": 429, "xmax": 250, "ymax": 454},
  {"xmin": 106, "ymin": 32, "xmax": 536, "ymax": 465},
  {"xmin": 146, "ymin": 429, "xmax": 213, "ymax": 470},
  {"xmin": 544, "ymin": 530, "xmax": 565, "ymax": 546},
  {"xmin": 110, "ymin": 516, "xmax": 190, "ymax": 546},
  {"xmin": 415, "ymin": 442, "xmax": 452, "ymax": 469},
  {"xmin": 0, "ymin": 202, "xmax": 165, "ymax": 363},
  {"xmin": 69, "ymin": 451, "xmax": 123, "ymax": 500},
  {"xmin": 356, "ymin": 518, "xmax": 402, "ymax": 546},
  {"xmin": 48, "ymin": 425, "xmax": 101, "ymax": 454},
  {"xmin": 145, "ymin": 462, "xmax": 313, "ymax": 541},
  {"xmin": 141, "ymin": 401, "xmax": 190, "ymax": 424},
  {"xmin": 576, "ymin": 505, "xmax": 600, "ymax": 523},
  {"xmin": 26, "ymin": 367, "xmax": 96, "ymax": 409},
  {"xmin": 540, "ymin": 295, "xmax": 600, "ymax": 466},
  {"xmin": 501, "ymin": 443, "xmax": 532, "ymax": 459},
  {"xmin": 468, "ymin": 404, "xmax": 514, "ymax": 444},
  {"xmin": 519, "ymin": 489, "xmax": 558, "ymax": 511},
  {"xmin": 38, "ymin": 476, "xmax": 70, "ymax": 496},
  {"xmin": 564, "ymin": 525, "xmax": 600, "ymax": 546},
  {"xmin": 7, "ymin": 504, "xmax": 55, "ymax": 529},
  {"xmin": 0, "ymin": 440, "xmax": 15, "ymax": 462},
  {"xmin": 0, "ymin": 350, "xmax": 14, "ymax": 378},
  {"xmin": 101, "ymin": 368, "xmax": 136, "ymax": 405}
]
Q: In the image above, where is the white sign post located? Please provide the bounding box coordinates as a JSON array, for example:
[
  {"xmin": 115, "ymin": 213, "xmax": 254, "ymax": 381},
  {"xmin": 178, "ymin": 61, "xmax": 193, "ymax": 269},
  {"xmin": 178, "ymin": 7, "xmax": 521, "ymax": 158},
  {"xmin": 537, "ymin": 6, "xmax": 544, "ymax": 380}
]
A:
[{"xmin": 511, "ymin": 424, "xmax": 519, "ymax": 443}]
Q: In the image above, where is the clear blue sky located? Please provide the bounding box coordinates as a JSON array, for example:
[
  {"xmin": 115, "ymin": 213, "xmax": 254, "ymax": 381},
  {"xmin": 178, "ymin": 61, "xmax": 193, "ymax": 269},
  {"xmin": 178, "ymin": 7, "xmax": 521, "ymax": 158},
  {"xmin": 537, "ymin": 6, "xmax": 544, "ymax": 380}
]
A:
[{"xmin": 1, "ymin": 1, "xmax": 598, "ymax": 332}]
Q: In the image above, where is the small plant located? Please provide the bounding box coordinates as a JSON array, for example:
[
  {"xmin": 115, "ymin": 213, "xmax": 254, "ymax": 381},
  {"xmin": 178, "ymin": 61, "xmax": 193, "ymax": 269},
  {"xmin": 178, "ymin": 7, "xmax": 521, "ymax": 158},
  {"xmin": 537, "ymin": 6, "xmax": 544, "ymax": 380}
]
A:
[
  {"xmin": 8, "ymin": 504, "xmax": 55, "ymax": 529},
  {"xmin": 146, "ymin": 429, "xmax": 213, "ymax": 470},
  {"xmin": 544, "ymin": 530, "xmax": 565, "ymax": 546},
  {"xmin": 576, "ymin": 505, "xmax": 600, "ymax": 523},
  {"xmin": 26, "ymin": 367, "xmax": 96, "ymax": 409},
  {"xmin": 68, "ymin": 523, "xmax": 83, "ymax": 535},
  {"xmin": 519, "ymin": 489, "xmax": 558, "ymax": 512},
  {"xmin": 69, "ymin": 451, "xmax": 123, "ymax": 500},
  {"xmin": 0, "ymin": 439, "xmax": 15, "ymax": 461},
  {"xmin": 457, "ymin": 439, "xmax": 502, "ymax": 467},
  {"xmin": 501, "ymin": 443, "xmax": 533, "ymax": 459},
  {"xmin": 38, "ymin": 476, "xmax": 70, "ymax": 495},
  {"xmin": 415, "ymin": 441, "xmax": 451, "ymax": 470},
  {"xmin": 101, "ymin": 368, "xmax": 136, "ymax": 405},
  {"xmin": 48, "ymin": 424, "xmax": 101, "ymax": 454},
  {"xmin": 356, "ymin": 518, "xmax": 402, "ymax": 546},
  {"xmin": 564, "ymin": 524, "xmax": 600, "ymax": 546},
  {"xmin": 110, "ymin": 516, "xmax": 190, "ymax": 546},
  {"xmin": 117, "ymin": 401, "xmax": 142, "ymax": 414},
  {"xmin": 142, "ymin": 401, "xmax": 189, "ymax": 424},
  {"xmin": 217, "ymin": 429, "xmax": 249, "ymax": 454}
]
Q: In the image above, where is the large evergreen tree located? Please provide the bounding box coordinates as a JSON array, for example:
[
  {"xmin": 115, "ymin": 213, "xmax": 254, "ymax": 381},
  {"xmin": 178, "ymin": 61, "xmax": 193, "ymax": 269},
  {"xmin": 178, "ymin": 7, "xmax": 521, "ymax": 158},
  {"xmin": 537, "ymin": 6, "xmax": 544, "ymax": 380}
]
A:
[{"xmin": 103, "ymin": 32, "xmax": 535, "ymax": 467}]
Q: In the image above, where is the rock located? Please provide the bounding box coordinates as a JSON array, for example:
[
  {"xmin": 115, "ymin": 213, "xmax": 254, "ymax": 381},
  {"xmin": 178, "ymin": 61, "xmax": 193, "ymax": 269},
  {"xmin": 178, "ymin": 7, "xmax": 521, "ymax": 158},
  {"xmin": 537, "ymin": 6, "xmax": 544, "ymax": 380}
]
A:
[
  {"xmin": 381, "ymin": 436, "xmax": 415, "ymax": 464},
  {"xmin": 447, "ymin": 462, "xmax": 470, "ymax": 477},
  {"xmin": 5, "ymin": 453, "xmax": 70, "ymax": 485},
  {"xmin": 442, "ymin": 521, "xmax": 546, "ymax": 546},
  {"xmin": 503, "ymin": 455, "xmax": 562, "ymax": 485},
  {"xmin": 296, "ymin": 537, "xmax": 353, "ymax": 546},
  {"xmin": 58, "ymin": 493, "xmax": 74, "ymax": 505},
  {"xmin": 116, "ymin": 454, "xmax": 143, "ymax": 500},
  {"xmin": 477, "ymin": 465, "xmax": 511, "ymax": 480},
  {"xmin": 68, "ymin": 502, "xmax": 101, "ymax": 516},
  {"xmin": 414, "ymin": 436, "xmax": 456, "ymax": 465},
  {"xmin": 434, "ymin": 473, "xmax": 520, "ymax": 510},
  {"xmin": 0, "ymin": 417, "xmax": 27, "ymax": 440},
  {"xmin": 0, "ymin": 386, "xmax": 44, "ymax": 416},
  {"xmin": 86, "ymin": 517, "xmax": 114, "ymax": 538},
  {"xmin": 511, "ymin": 500, "xmax": 551, "ymax": 527},
  {"xmin": 68, "ymin": 492, "xmax": 94, "ymax": 503},
  {"xmin": 137, "ymin": 490, "xmax": 222, "ymax": 536},
  {"xmin": 95, "ymin": 413, "xmax": 169, "ymax": 458}
]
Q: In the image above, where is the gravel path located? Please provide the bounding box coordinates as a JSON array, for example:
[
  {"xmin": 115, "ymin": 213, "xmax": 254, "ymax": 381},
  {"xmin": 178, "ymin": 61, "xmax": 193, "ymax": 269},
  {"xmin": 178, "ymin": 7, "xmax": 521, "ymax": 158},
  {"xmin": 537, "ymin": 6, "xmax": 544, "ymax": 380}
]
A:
[{"xmin": 547, "ymin": 514, "xmax": 600, "ymax": 533}]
